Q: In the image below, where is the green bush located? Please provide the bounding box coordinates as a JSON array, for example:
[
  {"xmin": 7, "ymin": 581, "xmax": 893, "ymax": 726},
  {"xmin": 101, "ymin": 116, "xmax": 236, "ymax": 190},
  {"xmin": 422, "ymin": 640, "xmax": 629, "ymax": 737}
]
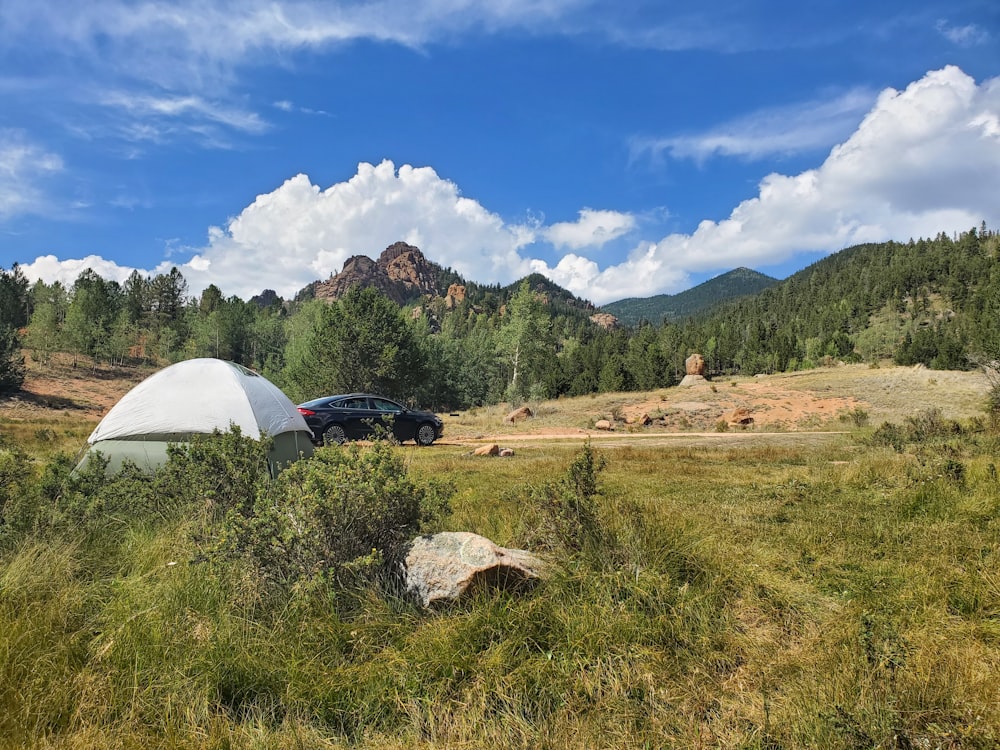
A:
[
  {"xmin": 0, "ymin": 444, "xmax": 35, "ymax": 542},
  {"xmin": 158, "ymin": 427, "xmax": 274, "ymax": 521},
  {"xmin": 218, "ymin": 440, "xmax": 452, "ymax": 591},
  {"xmin": 519, "ymin": 443, "xmax": 614, "ymax": 562}
]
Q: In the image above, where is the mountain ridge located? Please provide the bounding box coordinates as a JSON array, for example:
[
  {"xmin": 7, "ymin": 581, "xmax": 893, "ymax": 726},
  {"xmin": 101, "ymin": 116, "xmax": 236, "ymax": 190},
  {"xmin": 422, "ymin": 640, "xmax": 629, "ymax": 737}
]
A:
[
  {"xmin": 600, "ymin": 267, "xmax": 780, "ymax": 326},
  {"xmin": 287, "ymin": 243, "xmax": 767, "ymax": 329}
]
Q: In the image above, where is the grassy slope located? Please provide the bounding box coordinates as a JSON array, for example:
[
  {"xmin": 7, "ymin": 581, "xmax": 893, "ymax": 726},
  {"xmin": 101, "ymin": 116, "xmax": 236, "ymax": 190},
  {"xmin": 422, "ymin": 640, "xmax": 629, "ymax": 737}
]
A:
[{"xmin": 1, "ymin": 364, "xmax": 999, "ymax": 748}]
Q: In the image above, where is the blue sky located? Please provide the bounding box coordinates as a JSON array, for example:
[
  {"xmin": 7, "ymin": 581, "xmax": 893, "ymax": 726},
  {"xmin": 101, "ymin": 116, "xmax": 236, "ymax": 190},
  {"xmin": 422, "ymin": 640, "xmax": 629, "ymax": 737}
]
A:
[{"xmin": 2, "ymin": 0, "xmax": 999, "ymax": 305}]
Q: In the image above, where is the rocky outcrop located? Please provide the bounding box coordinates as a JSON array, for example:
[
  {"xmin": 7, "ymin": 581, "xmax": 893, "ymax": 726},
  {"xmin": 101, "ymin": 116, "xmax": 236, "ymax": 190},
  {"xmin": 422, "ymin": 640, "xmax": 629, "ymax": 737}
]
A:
[
  {"xmin": 402, "ymin": 532, "xmax": 545, "ymax": 607},
  {"xmin": 685, "ymin": 353, "xmax": 706, "ymax": 376},
  {"xmin": 505, "ymin": 406, "xmax": 533, "ymax": 423},
  {"xmin": 249, "ymin": 289, "xmax": 281, "ymax": 308},
  {"xmin": 313, "ymin": 243, "xmax": 443, "ymax": 305},
  {"xmin": 379, "ymin": 242, "xmax": 442, "ymax": 297},
  {"xmin": 445, "ymin": 284, "xmax": 466, "ymax": 309},
  {"xmin": 589, "ymin": 312, "xmax": 620, "ymax": 330},
  {"xmin": 727, "ymin": 407, "xmax": 754, "ymax": 426},
  {"xmin": 314, "ymin": 255, "xmax": 407, "ymax": 305}
]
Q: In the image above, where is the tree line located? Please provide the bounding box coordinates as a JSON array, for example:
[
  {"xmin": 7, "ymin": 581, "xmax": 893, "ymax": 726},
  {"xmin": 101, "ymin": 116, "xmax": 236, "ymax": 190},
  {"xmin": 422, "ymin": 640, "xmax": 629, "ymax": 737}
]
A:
[{"xmin": 1, "ymin": 224, "xmax": 997, "ymax": 404}]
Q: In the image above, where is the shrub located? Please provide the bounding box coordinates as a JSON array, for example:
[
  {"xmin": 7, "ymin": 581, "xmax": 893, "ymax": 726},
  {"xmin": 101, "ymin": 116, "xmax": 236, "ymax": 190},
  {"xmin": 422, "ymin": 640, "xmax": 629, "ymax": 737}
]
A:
[
  {"xmin": 218, "ymin": 440, "xmax": 452, "ymax": 590},
  {"xmin": 839, "ymin": 407, "xmax": 870, "ymax": 428},
  {"xmin": 0, "ymin": 444, "xmax": 35, "ymax": 542},
  {"xmin": 867, "ymin": 422, "xmax": 906, "ymax": 451},
  {"xmin": 159, "ymin": 428, "xmax": 274, "ymax": 521},
  {"xmin": 520, "ymin": 443, "xmax": 611, "ymax": 561}
]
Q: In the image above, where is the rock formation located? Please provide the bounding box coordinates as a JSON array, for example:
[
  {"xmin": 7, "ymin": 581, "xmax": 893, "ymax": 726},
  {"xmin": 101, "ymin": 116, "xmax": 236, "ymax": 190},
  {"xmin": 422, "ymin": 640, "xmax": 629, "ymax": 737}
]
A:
[
  {"xmin": 679, "ymin": 352, "xmax": 708, "ymax": 386},
  {"xmin": 505, "ymin": 406, "xmax": 533, "ymax": 423},
  {"xmin": 685, "ymin": 353, "xmax": 706, "ymax": 376},
  {"xmin": 313, "ymin": 242, "xmax": 443, "ymax": 305},
  {"xmin": 589, "ymin": 312, "xmax": 620, "ymax": 330},
  {"xmin": 402, "ymin": 532, "xmax": 545, "ymax": 606}
]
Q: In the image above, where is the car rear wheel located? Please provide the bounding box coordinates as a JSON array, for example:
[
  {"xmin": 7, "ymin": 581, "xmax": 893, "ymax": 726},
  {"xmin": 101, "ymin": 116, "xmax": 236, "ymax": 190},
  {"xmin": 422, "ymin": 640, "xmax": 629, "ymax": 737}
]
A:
[
  {"xmin": 324, "ymin": 423, "xmax": 347, "ymax": 445},
  {"xmin": 416, "ymin": 422, "xmax": 437, "ymax": 446}
]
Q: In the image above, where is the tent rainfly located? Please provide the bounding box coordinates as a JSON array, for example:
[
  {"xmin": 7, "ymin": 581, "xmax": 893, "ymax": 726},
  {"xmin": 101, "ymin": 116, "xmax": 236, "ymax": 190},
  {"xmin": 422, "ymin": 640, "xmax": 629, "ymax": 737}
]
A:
[{"xmin": 77, "ymin": 358, "xmax": 314, "ymax": 475}]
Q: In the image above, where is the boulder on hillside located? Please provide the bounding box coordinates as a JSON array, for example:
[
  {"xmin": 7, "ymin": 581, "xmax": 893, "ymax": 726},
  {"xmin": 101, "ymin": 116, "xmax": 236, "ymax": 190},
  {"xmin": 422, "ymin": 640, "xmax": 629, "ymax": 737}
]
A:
[
  {"xmin": 589, "ymin": 312, "xmax": 620, "ymax": 330},
  {"xmin": 505, "ymin": 406, "xmax": 533, "ymax": 423},
  {"xmin": 594, "ymin": 419, "xmax": 613, "ymax": 431},
  {"xmin": 727, "ymin": 407, "xmax": 754, "ymax": 426},
  {"xmin": 445, "ymin": 283, "xmax": 466, "ymax": 310},
  {"xmin": 685, "ymin": 353, "xmax": 706, "ymax": 376},
  {"xmin": 403, "ymin": 532, "xmax": 545, "ymax": 607}
]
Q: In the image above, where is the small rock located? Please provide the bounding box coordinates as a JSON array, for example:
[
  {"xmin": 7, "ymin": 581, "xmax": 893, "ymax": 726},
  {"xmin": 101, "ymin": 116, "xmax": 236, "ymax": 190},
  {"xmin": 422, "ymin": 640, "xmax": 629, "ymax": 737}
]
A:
[
  {"xmin": 474, "ymin": 443, "xmax": 500, "ymax": 456},
  {"xmin": 594, "ymin": 419, "xmax": 613, "ymax": 431},
  {"xmin": 499, "ymin": 448, "xmax": 515, "ymax": 457}
]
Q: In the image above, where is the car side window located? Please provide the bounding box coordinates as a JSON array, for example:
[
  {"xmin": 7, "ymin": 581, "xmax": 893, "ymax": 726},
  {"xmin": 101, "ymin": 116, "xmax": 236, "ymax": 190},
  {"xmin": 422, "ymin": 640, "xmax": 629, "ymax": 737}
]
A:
[
  {"xmin": 344, "ymin": 397, "xmax": 369, "ymax": 409},
  {"xmin": 372, "ymin": 398, "xmax": 400, "ymax": 412}
]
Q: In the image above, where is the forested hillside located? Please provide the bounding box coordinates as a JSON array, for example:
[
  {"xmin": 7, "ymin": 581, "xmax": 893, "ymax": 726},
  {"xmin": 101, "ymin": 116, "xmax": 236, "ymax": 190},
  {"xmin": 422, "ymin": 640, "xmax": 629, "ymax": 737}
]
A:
[
  {"xmin": 673, "ymin": 226, "xmax": 1000, "ymax": 375},
  {"xmin": 601, "ymin": 267, "xmax": 778, "ymax": 326},
  {"xmin": 1, "ymin": 226, "xmax": 998, "ymax": 407}
]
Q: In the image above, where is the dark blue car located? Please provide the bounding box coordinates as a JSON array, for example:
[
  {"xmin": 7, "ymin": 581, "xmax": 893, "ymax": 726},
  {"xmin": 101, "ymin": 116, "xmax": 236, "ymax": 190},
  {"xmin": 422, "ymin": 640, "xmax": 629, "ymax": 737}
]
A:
[{"xmin": 297, "ymin": 393, "xmax": 444, "ymax": 446}]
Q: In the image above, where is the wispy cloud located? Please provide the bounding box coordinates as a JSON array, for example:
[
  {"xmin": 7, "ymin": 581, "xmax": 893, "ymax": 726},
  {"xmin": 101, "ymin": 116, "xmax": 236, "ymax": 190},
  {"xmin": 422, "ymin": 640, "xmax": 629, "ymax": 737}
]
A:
[
  {"xmin": 273, "ymin": 99, "xmax": 331, "ymax": 117},
  {"xmin": 633, "ymin": 88, "xmax": 876, "ymax": 164},
  {"xmin": 936, "ymin": 19, "xmax": 990, "ymax": 47},
  {"xmin": 0, "ymin": 130, "xmax": 64, "ymax": 219},
  {"xmin": 100, "ymin": 91, "xmax": 268, "ymax": 133}
]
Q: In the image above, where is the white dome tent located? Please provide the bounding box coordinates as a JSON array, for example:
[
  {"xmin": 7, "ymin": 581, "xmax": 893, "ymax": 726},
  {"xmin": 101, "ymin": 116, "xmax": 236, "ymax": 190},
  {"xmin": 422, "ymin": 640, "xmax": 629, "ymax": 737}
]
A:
[{"xmin": 77, "ymin": 358, "xmax": 314, "ymax": 476}]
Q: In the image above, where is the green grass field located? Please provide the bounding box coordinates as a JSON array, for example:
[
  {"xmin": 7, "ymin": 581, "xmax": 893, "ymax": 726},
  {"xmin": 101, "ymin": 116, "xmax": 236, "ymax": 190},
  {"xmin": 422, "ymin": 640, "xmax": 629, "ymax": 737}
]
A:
[{"xmin": 2, "ymin": 389, "xmax": 999, "ymax": 748}]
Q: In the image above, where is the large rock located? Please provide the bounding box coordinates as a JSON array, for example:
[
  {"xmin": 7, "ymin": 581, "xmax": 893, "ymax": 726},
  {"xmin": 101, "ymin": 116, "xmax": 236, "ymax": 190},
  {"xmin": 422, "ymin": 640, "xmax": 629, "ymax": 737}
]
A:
[
  {"xmin": 314, "ymin": 255, "xmax": 407, "ymax": 305},
  {"xmin": 312, "ymin": 242, "xmax": 443, "ymax": 305},
  {"xmin": 445, "ymin": 283, "xmax": 466, "ymax": 309},
  {"xmin": 679, "ymin": 374, "xmax": 707, "ymax": 387},
  {"xmin": 594, "ymin": 419, "xmax": 613, "ymax": 431},
  {"xmin": 379, "ymin": 242, "xmax": 441, "ymax": 296},
  {"xmin": 505, "ymin": 406, "xmax": 533, "ymax": 423},
  {"xmin": 589, "ymin": 312, "xmax": 620, "ymax": 330},
  {"xmin": 685, "ymin": 353, "xmax": 706, "ymax": 376},
  {"xmin": 403, "ymin": 532, "xmax": 545, "ymax": 606},
  {"xmin": 727, "ymin": 407, "xmax": 754, "ymax": 426}
]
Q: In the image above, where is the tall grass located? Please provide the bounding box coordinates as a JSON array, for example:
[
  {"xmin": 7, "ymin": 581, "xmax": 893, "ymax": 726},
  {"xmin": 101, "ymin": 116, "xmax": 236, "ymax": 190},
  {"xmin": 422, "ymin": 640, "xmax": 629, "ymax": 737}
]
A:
[{"xmin": 1, "ymin": 415, "xmax": 999, "ymax": 747}]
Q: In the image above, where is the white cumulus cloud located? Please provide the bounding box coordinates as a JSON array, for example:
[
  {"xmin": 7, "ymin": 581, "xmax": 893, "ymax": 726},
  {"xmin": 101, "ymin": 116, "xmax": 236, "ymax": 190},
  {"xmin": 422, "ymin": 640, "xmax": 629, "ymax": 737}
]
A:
[
  {"xmin": 171, "ymin": 160, "xmax": 538, "ymax": 299},
  {"xmin": 535, "ymin": 66, "xmax": 1000, "ymax": 302},
  {"xmin": 543, "ymin": 209, "xmax": 636, "ymax": 250},
  {"xmin": 18, "ymin": 67, "xmax": 1000, "ymax": 308}
]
